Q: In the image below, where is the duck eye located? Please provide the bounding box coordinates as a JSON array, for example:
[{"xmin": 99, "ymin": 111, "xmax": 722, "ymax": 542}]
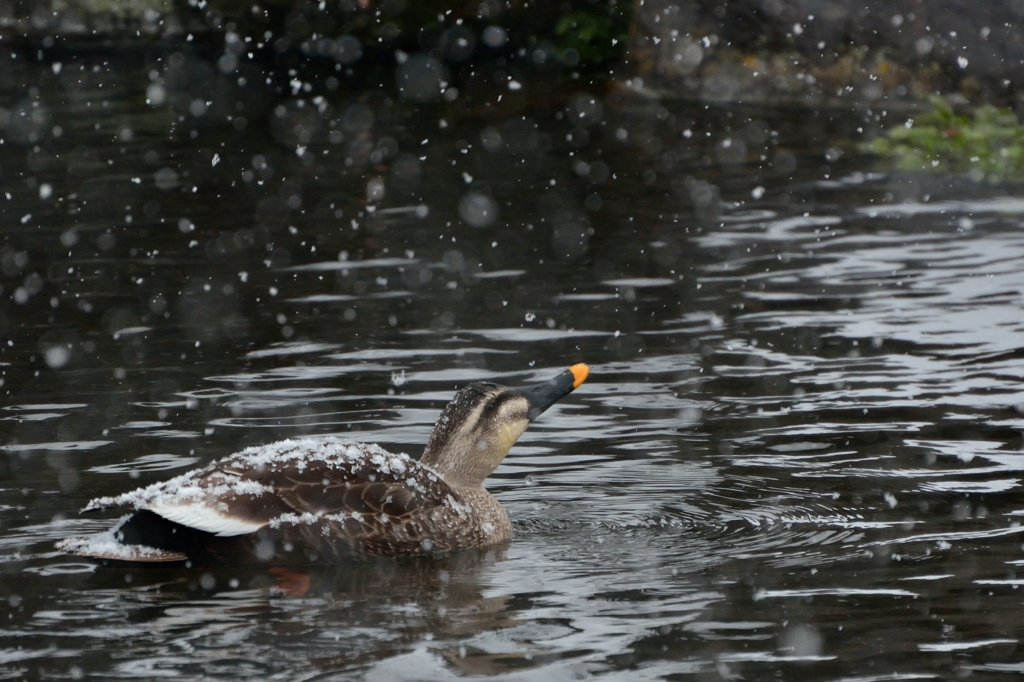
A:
[{"xmin": 484, "ymin": 401, "xmax": 498, "ymax": 414}]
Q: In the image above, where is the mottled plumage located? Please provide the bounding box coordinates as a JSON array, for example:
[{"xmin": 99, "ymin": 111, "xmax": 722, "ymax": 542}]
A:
[{"xmin": 57, "ymin": 364, "xmax": 588, "ymax": 564}]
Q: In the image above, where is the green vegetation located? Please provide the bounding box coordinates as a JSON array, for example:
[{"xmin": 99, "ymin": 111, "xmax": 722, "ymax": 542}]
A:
[
  {"xmin": 867, "ymin": 97, "xmax": 1024, "ymax": 180},
  {"xmin": 54, "ymin": 0, "xmax": 171, "ymax": 19},
  {"xmin": 554, "ymin": 3, "xmax": 632, "ymax": 66}
]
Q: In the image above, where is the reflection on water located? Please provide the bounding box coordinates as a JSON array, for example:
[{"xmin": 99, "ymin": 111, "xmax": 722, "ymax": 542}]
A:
[{"xmin": 3, "ymin": 50, "xmax": 1024, "ymax": 679}]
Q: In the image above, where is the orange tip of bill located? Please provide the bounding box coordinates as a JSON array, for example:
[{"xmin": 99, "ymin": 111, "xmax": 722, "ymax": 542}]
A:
[{"xmin": 569, "ymin": 363, "xmax": 589, "ymax": 389}]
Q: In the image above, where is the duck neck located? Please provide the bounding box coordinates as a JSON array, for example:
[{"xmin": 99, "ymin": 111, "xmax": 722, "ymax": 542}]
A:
[{"xmin": 420, "ymin": 447, "xmax": 490, "ymax": 490}]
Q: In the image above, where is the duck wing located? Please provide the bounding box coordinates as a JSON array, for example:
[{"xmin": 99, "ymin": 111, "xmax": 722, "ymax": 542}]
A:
[{"xmin": 83, "ymin": 438, "xmax": 454, "ymax": 537}]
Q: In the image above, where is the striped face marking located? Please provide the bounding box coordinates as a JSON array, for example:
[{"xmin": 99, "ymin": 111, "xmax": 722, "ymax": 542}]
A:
[
  {"xmin": 420, "ymin": 377, "xmax": 567, "ymax": 486},
  {"xmin": 431, "ymin": 388, "xmax": 530, "ymax": 479},
  {"xmin": 470, "ymin": 390, "xmax": 530, "ymax": 456}
]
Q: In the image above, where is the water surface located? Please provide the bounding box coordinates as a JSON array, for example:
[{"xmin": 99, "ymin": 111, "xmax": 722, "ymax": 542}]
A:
[{"xmin": 2, "ymin": 50, "xmax": 1024, "ymax": 680}]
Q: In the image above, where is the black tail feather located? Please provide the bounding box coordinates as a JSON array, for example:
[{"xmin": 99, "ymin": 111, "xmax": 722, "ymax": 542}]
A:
[{"xmin": 116, "ymin": 510, "xmax": 215, "ymax": 560}]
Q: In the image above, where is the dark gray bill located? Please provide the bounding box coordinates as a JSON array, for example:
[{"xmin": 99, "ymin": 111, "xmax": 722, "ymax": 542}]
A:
[{"xmin": 520, "ymin": 364, "xmax": 589, "ymax": 420}]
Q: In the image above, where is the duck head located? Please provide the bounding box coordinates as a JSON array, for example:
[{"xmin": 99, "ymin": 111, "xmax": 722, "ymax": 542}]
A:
[{"xmin": 420, "ymin": 364, "xmax": 589, "ymax": 488}]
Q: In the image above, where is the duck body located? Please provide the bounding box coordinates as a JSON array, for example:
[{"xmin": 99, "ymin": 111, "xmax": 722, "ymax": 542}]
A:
[
  {"xmin": 59, "ymin": 438, "xmax": 510, "ymax": 563},
  {"xmin": 58, "ymin": 364, "xmax": 588, "ymax": 564}
]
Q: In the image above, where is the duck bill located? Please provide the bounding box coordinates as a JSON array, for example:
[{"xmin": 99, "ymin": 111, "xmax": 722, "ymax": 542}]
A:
[{"xmin": 521, "ymin": 364, "xmax": 589, "ymax": 421}]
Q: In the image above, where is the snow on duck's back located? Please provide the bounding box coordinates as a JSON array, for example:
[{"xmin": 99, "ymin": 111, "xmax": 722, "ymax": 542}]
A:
[{"xmin": 77, "ymin": 438, "xmax": 425, "ymax": 539}]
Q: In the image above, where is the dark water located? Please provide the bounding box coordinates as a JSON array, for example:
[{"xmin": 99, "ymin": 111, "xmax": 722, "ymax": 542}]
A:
[{"xmin": 3, "ymin": 49, "xmax": 1024, "ymax": 680}]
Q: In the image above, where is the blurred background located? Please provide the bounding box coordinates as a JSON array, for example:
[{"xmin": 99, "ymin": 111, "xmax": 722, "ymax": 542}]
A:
[{"xmin": 3, "ymin": 0, "xmax": 1024, "ymax": 679}]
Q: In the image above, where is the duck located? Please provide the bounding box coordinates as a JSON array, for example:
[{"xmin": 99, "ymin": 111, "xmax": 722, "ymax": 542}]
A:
[{"xmin": 57, "ymin": 363, "xmax": 589, "ymax": 564}]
